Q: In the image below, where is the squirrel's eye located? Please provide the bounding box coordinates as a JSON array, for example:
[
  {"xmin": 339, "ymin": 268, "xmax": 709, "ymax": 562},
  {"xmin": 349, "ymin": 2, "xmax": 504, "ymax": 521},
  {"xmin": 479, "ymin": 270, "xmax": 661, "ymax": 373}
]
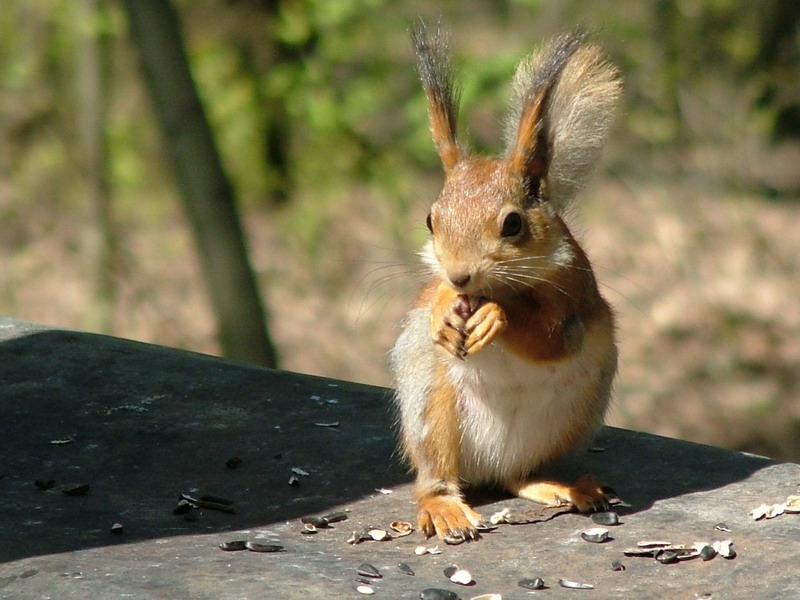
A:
[
  {"xmin": 501, "ymin": 212, "xmax": 523, "ymax": 238},
  {"xmin": 425, "ymin": 213, "xmax": 434, "ymax": 234}
]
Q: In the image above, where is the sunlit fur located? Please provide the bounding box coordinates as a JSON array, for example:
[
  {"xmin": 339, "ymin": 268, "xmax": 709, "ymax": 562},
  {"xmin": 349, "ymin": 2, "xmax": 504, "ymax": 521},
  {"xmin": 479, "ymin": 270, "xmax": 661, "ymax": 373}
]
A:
[{"xmin": 392, "ymin": 27, "xmax": 621, "ymax": 540}]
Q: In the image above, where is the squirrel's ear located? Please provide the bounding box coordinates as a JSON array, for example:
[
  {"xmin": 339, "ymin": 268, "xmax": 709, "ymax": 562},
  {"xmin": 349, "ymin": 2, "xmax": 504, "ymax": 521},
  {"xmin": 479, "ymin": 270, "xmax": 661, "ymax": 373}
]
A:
[
  {"xmin": 505, "ymin": 33, "xmax": 620, "ymax": 208},
  {"xmin": 411, "ymin": 21, "xmax": 461, "ymax": 173}
]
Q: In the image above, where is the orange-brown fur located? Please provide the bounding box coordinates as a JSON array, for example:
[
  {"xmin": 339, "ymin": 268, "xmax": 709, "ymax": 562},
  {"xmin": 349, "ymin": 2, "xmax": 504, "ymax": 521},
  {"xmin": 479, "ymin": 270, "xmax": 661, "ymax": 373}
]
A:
[{"xmin": 391, "ymin": 24, "xmax": 621, "ymax": 541}]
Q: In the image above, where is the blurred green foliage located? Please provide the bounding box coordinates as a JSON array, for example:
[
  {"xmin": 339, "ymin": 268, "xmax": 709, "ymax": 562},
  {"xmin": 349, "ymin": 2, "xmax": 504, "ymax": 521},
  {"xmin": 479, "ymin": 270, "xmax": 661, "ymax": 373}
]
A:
[{"xmin": 1, "ymin": 0, "xmax": 798, "ymax": 278}]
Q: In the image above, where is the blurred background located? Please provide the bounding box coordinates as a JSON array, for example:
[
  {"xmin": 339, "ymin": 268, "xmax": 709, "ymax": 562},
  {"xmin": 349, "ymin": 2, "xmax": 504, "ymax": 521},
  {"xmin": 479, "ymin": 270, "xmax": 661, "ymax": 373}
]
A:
[{"xmin": 1, "ymin": 0, "xmax": 798, "ymax": 460}]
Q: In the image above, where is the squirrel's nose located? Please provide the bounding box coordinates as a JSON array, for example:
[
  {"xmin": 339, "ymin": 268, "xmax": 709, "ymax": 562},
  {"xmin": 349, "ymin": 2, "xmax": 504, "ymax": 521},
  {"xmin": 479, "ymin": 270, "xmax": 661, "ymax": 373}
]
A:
[{"xmin": 448, "ymin": 272, "xmax": 471, "ymax": 290}]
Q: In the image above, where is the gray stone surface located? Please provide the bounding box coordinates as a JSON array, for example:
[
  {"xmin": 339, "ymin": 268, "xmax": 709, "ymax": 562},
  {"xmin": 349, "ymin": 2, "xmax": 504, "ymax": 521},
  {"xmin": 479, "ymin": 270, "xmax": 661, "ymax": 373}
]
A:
[{"xmin": 1, "ymin": 316, "xmax": 798, "ymax": 599}]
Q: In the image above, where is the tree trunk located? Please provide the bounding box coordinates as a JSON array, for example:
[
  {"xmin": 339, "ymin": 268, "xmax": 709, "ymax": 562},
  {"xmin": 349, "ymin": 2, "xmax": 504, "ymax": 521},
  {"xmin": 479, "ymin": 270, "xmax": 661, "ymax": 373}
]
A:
[
  {"xmin": 77, "ymin": 0, "xmax": 115, "ymax": 335},
  {"xmin": 121, "ymin": 0, "xmax": 278, "ymax": 367}
]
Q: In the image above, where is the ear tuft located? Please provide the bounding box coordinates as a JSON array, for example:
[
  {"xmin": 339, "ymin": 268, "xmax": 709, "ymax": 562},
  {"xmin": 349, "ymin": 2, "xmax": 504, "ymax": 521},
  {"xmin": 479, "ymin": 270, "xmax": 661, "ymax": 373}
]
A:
[
  {"xmin": 504, "ymin": 34, "xmax": 621, "ymax": 211},
  {"xmin": 410, "ymin": 21, "xmax": 462, "ymax": 172}
]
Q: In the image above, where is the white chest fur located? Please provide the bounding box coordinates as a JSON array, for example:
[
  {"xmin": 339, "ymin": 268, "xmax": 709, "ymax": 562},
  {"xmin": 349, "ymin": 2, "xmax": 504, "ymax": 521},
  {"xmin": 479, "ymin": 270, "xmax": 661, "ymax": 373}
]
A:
[{"xmin": 445, "ymin": 332, "xmax": 610, "ymax": 486}]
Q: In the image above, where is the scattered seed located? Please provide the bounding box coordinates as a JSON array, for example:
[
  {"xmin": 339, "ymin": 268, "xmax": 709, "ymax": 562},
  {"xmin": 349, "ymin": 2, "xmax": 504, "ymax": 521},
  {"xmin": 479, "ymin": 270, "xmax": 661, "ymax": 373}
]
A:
[
  {"xmin": 558, "ymin": 579, "xmax": 594, "ymax": 590},
  {"xmin": 469, "ymin": 594, "xmax": 501, "ymax": 600},
  {"xmin": 173, "ymin": 499, "xmax": 194, "ymax": 515},
  {"xmin": 489, "ymin": 508, "xmax": 510, "ymax": 524},
  {"xmin": 611, "ymin": 559, "xmax": 625, "ymax": 571},
  {"xmin": 588, "ymin": 446, "xmax": 605, "ymax": 453},
  {"xmin": 110, "ymin": 523, "xmax": 124, "ymax": 535},
  {"xmin": 314, "ymin": 421, "xmax": 340, "ymax": 428},
  {"xmin": 751, "ymin": 503, "xmax": 785, "ymax": 520},
  {"xmin": 785, "ymin": 495, "xmax": 800, "ymax": 512},
  {"xmin": 390, "ymin": 521, "xmax": 414, "ymax": 536},
  {"xmin": 414, "ymin": 545, "xmax": 428, "ymax": 556},
  {"xmin": 60, "ymin": 483, "xmax": 90, "ymax": 496},
  {"xmin": 581, "ymin": 527, "xmax": 610, "ymax": 543},
  {"xmin": 355, "ymin": 584, "xmax": 375, "ymax": 595},
  {"xmin": 347, "ymin": 531, "xmax": 363, "ymax": 544},
  {"xmin": 301, "ymin": 516, "xmax": 329, "ymax": 528},
  {"xmin": 367, "ymin": 528, "xmax": 390, "ymax": 541},
  {"xmin": 713, "ymin": 540, "xmax": 736, "ymax": 559},
  {"xmin": 50, "ymin": 437, "xmax": 75, "ymax": 445},
  {"xmin": 199, "ymin": 494, "xmax": 230, "ymax": 504},
  {"xmin": 676, "ymin": 547, "xmax": 701, "ymax": 561},
  {"xmin": 449, "ymin": 569, "xmax": 473, "ymax": 585},
  {"xmin": 197, "ymin": 494, "xmax": 236, "ymax": 513},
  {"xmin": 443, "ymin": 566, "xmax": 458, "ymax": 578},
  {"xmin": 655, "ymin": 550, "xmax": 680, "ymax": 564},
  {"xmin": 443, "ymin": 533, "xmax": 466, "ymax": 545},
  {"xmin": 623, "ymin": 547, "xmax": 655, "ymax": 557},
  {"xmin": 291, "ymin": 467, "xmax": 310, "ymax": 477},
  {"xmin": 420, "ymin": 588, "xmax": 460, "ymax": 600},
  {"xmin": 322, "ymin": 511, "xmax": 348, "ymax": 524},
  {"xmin": 301, "ymin": 523, "xmax": 318, "ymax": 534},
  {"xmin": 34, "ymin": 479, "xmax": 56, "ymax": 491},
  {"xmin": 219, "ymin": 540, "xmax": 247, "ymax": 551},
  {"xmin": 398, "ymin": 563, "xmax": 415, "ymax": 576},
  {"xmin": 288, "ymin": 474, "xmax": 300, "ymax": 487},
  {"xmin": 699, "ymin": 545, "xmax": 717, "ymax": 561},
  {"xmin": 518, "ymin": 578, "xmax": 545, "ymax": 590},
  {"xmin": 245, "ymin": 542, "xmax": 284, "ymax": 552},
  {"xmin": 637, "ymin": 540, "xmax": 671, "ymax": 548},
  {"xmin": 357, "ymin": 563, "xmax": 382, "ymax": 579},
  {"xmin": 591, "ymin": 511, "xmax": 620, "ymax": 526},
  {"xmin": 713, "ymin": 523, "xmax": 731, "ymax": 532},
  {"xmin": 225, "ymin": 457, "xmax": 242, "ymax": 469},
  {"xmin": 375, "ymin": 488, "xmax": 393, "ymax": 494}
]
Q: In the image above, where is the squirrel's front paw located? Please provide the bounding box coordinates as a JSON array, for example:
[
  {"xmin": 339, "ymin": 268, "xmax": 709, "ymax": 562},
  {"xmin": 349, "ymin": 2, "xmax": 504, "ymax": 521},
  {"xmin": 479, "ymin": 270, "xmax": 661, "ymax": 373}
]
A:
[
  {"xmin": 431, "ymin": 293, "xmax": 506, "ymax": 359},
  {"xmin": 463, "ymin": 302, "xmax": 507, "ymax": 356},
  {"xmin": 417, "ymin": 495, "xmax": 483, "ymax": 541},
  {"xmin": 430, "ymin": 297, "xmax": 469, "ymax": 358}
]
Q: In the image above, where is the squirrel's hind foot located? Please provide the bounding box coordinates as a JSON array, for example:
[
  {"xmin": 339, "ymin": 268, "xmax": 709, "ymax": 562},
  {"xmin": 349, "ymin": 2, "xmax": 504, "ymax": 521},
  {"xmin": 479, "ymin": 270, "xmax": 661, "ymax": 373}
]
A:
[{"xmin": 512, "ymin": 474, "xmax": 616, "ymax": 513}]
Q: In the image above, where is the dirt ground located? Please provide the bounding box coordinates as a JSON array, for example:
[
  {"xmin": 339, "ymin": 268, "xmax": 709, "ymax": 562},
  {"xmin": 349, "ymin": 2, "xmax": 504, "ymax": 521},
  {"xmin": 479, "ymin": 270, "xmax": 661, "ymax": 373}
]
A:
[{"xmin": 3, "ymin": 175, "xmax": 799, "ymax": 462}]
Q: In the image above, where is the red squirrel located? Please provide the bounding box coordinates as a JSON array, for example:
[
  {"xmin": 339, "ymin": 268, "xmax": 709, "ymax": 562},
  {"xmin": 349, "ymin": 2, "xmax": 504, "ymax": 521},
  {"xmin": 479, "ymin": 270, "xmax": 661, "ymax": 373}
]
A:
[{"xmin": 391, "ymin": 24, "xmax": 621, "ymax": 541}]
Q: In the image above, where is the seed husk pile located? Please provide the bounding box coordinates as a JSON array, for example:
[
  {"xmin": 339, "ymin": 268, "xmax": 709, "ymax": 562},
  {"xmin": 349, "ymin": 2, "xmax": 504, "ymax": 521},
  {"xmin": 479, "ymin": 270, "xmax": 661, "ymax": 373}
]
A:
[
  {"xmin": 751, "ymin": 495, "xmax": 800, "ymax": 520},
  {"xmin": 346, "ymin": 521, "xmax": 414, "ymax": 544},
  {"xmin": 623, "ymin": 540, "xmax": 734, "ymax": 561}
]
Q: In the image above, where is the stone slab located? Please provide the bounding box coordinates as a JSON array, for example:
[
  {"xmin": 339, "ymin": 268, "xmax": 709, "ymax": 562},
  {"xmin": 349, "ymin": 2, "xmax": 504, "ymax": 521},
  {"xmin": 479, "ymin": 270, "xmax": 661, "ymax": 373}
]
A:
[{"xmin": 0, "ymin": 317, "xmax": 798, "ymax": 599}]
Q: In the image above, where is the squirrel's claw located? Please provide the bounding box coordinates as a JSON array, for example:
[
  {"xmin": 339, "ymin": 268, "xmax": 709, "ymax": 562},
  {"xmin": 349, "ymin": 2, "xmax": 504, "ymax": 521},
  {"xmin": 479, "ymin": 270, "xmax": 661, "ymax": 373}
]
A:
[
  {"xmin": 567, "ymin": 474, "xmax": 616, "ymax": 513},
  {"xmin": 417, "ymin": 495, "xmax": 483, "ymax": 541},
  {"xmin": 463, "ymin": 302, "xmax": 507, "ymax": 355}
]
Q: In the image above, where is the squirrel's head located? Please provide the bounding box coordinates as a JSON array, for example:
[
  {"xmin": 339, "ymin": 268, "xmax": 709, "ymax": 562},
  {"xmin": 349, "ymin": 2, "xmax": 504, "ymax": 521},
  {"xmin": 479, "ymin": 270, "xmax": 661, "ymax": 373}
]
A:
[{"xmin": 412, "ymin": 23, "xmax": 620, "ymax": 298}]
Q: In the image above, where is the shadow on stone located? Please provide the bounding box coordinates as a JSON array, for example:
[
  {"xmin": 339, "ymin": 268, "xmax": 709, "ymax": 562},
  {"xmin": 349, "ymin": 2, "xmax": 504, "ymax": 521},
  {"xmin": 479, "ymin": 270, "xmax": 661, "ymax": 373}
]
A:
[{"xmin": 0, "ymin": 326, "xmax": 406, "ymax": 563}]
